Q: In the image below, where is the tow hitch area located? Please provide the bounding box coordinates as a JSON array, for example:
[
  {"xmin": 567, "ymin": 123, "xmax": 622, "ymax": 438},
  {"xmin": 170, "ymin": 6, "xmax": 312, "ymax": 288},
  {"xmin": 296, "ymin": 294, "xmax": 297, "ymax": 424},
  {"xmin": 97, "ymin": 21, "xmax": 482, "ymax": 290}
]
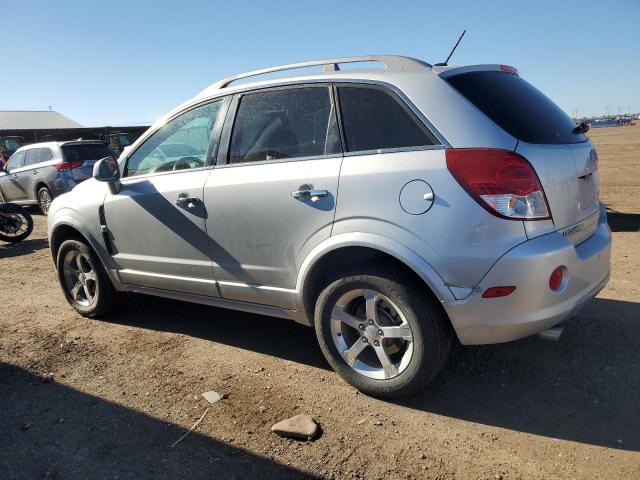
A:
[{"xmin": 537, "ymin": 324, "xmax": 565, "ymax": 342}]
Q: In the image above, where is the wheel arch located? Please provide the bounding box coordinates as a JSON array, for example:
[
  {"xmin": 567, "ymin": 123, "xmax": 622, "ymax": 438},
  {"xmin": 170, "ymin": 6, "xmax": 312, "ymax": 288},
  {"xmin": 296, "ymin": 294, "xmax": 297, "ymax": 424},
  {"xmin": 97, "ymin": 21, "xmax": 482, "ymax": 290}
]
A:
[
  {"xmin": 48, "ymin": 211, "xmax": 107, "ymax": 261},
  {"xmin": 50, "ymin": 223, "xmax": 90, "ymax": 263},
  {"xmin": 35, "ymin": 181, "xmax": 50, "ymax": 199},
  {"xmin": 296, "ymin": 233, "xmax": 455, "ymax": 323}
]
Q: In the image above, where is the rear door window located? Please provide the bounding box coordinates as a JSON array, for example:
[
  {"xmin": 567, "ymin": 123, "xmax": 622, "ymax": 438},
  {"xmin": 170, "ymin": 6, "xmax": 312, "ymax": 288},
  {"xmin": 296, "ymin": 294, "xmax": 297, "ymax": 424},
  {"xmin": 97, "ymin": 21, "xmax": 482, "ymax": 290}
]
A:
[
  {"xmin": 62, "ymin": 144, "xmax": 116, "ymax": 163},
  {"xmin": 24, "ymin": 149, "xmax": 40, "ymax": 167},
  {"xmin": 336, "ymin": 85, "xmax": 437, "ymax": 152},
  {"xmin": 39, "ymin": 148, "xmax": 53, "ymax": 163},
  {"xmin": 229, "ymin": 86, "xmax": 340, "ymax": 164},
  {"xmin": 446, "ymin": 71, "xmax": 586, "ymax": 144}
]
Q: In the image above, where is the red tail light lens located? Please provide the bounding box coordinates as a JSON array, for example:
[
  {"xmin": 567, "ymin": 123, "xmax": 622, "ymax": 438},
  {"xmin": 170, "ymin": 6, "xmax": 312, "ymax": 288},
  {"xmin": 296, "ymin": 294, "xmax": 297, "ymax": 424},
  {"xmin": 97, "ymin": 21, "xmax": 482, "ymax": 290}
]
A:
[
  {"xmin": 54, "ymin": 161, "xmax": 83, "ymax": 171},
  {"xmin": 446, "ymin": 149, "xmax": 551, "ymax": 220}
]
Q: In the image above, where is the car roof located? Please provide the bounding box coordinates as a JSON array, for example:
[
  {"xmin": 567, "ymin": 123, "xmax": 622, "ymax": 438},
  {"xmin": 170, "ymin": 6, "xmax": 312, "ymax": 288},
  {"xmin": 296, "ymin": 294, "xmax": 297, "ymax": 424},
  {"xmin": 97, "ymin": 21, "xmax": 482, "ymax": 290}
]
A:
[
  {"xmin": 144, "ymin": 56, "xmax": 511, "ymax": 137},
  {"xmin": 15, "ymin": 140, "xmax": 106, "ymax": 152}
]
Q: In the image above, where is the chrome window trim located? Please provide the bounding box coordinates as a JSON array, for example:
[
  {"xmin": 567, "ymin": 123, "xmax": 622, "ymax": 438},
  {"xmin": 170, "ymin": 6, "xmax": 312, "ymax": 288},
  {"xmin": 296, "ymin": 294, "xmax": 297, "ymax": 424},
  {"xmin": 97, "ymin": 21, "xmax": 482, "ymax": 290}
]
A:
[
  {"xmin": 215, "ymin": 152, "xmax": 343, "ymax": 169},
  {"xmin": 342, "ymin": 144, "xmax": 446, "ymax": 157},
  {"xmin": 118, "ymin": 164, "xmax": 215, "ymax": 184}
]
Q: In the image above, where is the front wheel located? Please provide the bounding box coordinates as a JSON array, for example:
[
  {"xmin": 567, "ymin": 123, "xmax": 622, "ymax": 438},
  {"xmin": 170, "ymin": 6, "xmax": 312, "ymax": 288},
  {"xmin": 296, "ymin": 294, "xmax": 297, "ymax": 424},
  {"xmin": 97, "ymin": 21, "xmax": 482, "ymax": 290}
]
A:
[
  {"xmin": 314, "ymin": 265, "xmax": 452, "ymax": 398},
  {"xmin": 56, "ymin": 239, "xmax": 117, "ymax": 317},
  {"xmin": 0, "ymin": 203, "xmax": 33, "ymax": 242}
]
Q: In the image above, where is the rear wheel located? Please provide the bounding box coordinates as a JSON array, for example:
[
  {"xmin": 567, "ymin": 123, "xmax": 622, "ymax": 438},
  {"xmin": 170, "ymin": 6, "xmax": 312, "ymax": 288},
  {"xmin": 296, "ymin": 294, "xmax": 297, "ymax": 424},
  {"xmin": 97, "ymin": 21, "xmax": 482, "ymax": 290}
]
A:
[
  {"xmin": 56, "ymin": 239, "xmax": 117, "ymax": 317},
  {"xmin": 37, "ymin": 186, "xmax": 53, "ymax": 215},
  {"xmin": 314, "ymin": 265, "xmax": 451, "ymax": 398}
]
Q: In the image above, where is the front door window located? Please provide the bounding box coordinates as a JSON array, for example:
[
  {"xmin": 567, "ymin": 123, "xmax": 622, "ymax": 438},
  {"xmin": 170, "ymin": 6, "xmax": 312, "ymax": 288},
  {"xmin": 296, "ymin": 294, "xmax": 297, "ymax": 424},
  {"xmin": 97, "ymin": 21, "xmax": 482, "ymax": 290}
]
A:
[{"xmin": 125, "ymin": 101, "xmax": 223, "ymax": 177}]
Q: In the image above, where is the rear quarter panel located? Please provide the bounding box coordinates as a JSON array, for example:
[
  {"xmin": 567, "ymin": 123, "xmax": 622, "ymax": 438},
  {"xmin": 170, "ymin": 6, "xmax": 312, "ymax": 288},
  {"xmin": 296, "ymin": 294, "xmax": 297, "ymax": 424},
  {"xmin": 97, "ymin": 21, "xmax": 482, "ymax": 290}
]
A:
[{"xmin": 332, "ymin": 149, "xmax": 528, "ymax": 290}]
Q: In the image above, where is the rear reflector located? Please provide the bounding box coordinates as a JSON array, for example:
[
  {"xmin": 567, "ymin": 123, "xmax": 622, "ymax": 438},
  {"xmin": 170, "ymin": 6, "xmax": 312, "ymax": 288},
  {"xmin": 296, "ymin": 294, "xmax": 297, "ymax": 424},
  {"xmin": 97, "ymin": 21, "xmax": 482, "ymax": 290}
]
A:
[
  {"xmin": 446, "ymin": 149, "xmax": 551, "ymax": 220},
  {"xmin": 549, "ymin": 266, "xmax": 567, "ymax": 291},
  {"xmin": 54, "ymin": 161, "xmax": 83, "ymax": 171},
  {"xmin": 482, "ymin": 286, "xmax": 516, "ymax": 298}
]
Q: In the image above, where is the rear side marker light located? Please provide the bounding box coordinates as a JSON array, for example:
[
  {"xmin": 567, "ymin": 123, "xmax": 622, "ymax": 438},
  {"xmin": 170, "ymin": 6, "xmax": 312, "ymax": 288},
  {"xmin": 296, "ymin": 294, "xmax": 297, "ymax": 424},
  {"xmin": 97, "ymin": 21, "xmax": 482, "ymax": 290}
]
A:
[
  {"xmin": 549, "ymin": 266, "xmax": 567, "ymax": 292},
  {"xmin": 482, "ymin": 286, "xmax": 516, "ymax": 298},
  {"xmin": 446, "ymin": 149, "xmax": 551, "ymax": 220},
  {"xmin": 54, "ymin": 161, "xmax": 83, "ymax": 171}
]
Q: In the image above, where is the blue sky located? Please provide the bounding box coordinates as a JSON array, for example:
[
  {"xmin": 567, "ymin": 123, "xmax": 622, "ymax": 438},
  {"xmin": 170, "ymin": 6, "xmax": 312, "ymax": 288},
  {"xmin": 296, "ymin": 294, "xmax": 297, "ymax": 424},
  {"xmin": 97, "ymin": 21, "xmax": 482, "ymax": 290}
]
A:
[{"xmin": 2, "ymin": 0, "xmax": 638, "ymax": 126}]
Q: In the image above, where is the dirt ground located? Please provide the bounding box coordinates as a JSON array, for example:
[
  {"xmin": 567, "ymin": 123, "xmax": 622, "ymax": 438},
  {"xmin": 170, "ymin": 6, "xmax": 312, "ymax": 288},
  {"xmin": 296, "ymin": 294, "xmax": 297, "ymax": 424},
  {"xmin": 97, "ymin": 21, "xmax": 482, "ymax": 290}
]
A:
[{"xmin": 1, "ymin": 125, "xmax": 639, "ymax": 480}]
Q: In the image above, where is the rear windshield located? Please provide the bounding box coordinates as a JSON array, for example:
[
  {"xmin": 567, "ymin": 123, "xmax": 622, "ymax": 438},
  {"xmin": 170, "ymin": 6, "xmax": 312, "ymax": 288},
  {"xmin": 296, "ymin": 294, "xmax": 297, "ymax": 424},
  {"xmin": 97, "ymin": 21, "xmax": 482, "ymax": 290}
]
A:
[
  {"xmin": 62, "ymin": 143, "xmax": 115, "ymax": 162},
  {"xmin": 446, "ymin": 71, "xmax": 586, "ymax": 144}
]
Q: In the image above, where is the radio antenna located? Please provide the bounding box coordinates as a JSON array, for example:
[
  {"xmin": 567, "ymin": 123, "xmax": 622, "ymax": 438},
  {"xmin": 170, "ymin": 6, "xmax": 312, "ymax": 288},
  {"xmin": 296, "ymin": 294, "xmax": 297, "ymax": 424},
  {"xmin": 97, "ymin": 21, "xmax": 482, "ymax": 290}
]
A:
[{"xmin": 436, "ymin": 30, "xmax": 466, "ymax": 66}]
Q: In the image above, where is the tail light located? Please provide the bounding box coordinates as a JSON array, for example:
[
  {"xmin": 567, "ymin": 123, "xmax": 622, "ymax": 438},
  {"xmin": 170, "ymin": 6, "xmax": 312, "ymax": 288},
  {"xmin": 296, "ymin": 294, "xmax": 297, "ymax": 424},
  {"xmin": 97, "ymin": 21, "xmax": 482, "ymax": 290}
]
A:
[
  {"xmin": 500, "ymin": 64, "xmax": 519, "ymax": 75},
  {"xmin": 54, "ymin": 161, "xmax": 83, "ymax": 172},
  {"xmin": 446, "ymin": 149, "xmax": 551, "ymax": 220}
]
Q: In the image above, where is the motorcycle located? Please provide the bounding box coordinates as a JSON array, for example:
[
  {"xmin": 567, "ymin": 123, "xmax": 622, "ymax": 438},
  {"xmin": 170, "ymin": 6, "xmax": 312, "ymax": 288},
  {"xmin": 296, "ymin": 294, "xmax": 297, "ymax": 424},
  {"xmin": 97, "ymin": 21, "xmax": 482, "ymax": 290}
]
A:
[{"xmin": 0, "ymin": 203, "xmax": 34, "ymax": 243}]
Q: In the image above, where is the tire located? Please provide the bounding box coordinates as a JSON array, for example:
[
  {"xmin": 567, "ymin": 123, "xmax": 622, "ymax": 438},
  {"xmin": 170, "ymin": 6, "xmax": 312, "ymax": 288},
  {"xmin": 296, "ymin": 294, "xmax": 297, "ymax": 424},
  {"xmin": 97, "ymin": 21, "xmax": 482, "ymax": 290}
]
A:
[
  {"xmin": 314, "ymin": 264, "xmax": 452, "ymax": 398},
  {"xmin": 56, "ymin": 239, "xmax": 117, "ymax": 317},
  {"xmin": 0, "ymin": 203, "xmax": 34, "ymax": 242},
  {"xmin": 37, "ymin": 186, "xmax": 53, "ymax": 215}
]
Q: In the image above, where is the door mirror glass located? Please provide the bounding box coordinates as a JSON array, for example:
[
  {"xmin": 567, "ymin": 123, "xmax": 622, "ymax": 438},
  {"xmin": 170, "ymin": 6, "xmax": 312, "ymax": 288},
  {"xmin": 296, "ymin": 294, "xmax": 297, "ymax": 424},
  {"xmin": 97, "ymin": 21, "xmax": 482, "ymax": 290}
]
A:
[{"xmin": 93, "ymin": 156, "xmax": 120, "ymax": 182}]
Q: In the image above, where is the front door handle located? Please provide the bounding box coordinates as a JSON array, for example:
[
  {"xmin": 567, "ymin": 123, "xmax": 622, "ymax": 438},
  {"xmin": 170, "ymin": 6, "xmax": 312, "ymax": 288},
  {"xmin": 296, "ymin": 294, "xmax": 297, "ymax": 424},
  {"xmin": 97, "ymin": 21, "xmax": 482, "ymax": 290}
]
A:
[
  {"xmin": 291, "ymin": 189, "xmax": 328, "ymax": 201},
  {"xmin": 176, "ymin": 193, "xmax": 200, "ymax": 208}
]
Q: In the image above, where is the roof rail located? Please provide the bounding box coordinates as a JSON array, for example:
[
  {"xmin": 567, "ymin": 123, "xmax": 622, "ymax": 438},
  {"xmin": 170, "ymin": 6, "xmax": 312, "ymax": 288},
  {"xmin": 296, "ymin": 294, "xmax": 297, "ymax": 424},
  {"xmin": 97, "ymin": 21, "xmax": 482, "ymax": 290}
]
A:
[{"xmin": 211, "ymin": 55, "xmax": 431, "ymax": 89}]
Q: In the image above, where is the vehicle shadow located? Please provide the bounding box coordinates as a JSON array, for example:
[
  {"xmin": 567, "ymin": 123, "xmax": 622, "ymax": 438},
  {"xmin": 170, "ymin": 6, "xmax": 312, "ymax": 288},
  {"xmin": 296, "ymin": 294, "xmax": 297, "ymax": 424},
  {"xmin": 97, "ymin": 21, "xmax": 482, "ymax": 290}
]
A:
[
  {"xmin": 0, "ymin": 362, "xmax": 320, "ymax": 480},
  {"xmin": 0, "ymin": 238, "xmax": 49, "ymax": 258},
  {"xmin": 397, "ymin": 297, "xmax": 640, "ymax": 451},
  {"xmin": 111, "ymin": 293, "xmax": 329, "ymax": 370},
  {"xmin": 606, "ymin": 209, "xmax": 640, "ymax": 232},
  {"xmin": 104, "ymin": 295, "xmax": 640, "ymax": 451}
]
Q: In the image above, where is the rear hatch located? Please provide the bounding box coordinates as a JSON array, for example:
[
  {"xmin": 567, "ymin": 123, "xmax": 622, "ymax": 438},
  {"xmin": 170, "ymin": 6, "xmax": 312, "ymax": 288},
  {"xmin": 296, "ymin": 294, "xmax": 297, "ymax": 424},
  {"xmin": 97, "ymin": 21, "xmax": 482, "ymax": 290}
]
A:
[
  {"xmin": 444, "ymin": 67, "xmax": 599, "ymax": 237},
  {"xmin": 61, "ymin": 143, "xmax": 116, "ymax": 181}
]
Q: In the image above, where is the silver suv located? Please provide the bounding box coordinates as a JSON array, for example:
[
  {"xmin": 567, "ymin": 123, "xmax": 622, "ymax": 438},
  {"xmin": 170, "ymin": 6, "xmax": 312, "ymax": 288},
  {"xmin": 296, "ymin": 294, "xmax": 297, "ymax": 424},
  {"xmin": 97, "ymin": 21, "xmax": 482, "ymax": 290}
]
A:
[
  {"xmin": 0, "ymin": 140, "xmax": 116, "ymax": 214},
  {"xmin": 47, "ymin": 56, "xmax": 611, "ymax": 397}
]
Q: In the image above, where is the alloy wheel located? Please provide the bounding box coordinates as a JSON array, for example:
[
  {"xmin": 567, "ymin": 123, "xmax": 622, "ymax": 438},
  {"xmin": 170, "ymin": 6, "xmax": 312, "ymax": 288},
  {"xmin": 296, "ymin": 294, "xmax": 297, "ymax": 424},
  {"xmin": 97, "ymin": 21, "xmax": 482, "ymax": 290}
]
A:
[
  {"xmin": 62, "ymin": 250, "xmax": 98, "ymax": 306},
  {"xmin": 39, "ymin": 189, "xmax": 52, "ymax": 214},
  {"xmin": 330, "ymin": 288, "xmax": 414, "ymax": 380}
]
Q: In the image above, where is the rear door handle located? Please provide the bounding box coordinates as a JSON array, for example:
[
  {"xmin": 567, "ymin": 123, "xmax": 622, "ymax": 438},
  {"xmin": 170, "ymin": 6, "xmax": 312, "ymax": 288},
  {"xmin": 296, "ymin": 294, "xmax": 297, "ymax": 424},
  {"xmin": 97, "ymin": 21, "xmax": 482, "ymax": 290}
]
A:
[
  {"xmin": 291, "ymin": 189, "xmax": 328, "ymax": 201},
  {"xmin": 176, "ymin": 193, "xmax": 200, "ymax": 208}
]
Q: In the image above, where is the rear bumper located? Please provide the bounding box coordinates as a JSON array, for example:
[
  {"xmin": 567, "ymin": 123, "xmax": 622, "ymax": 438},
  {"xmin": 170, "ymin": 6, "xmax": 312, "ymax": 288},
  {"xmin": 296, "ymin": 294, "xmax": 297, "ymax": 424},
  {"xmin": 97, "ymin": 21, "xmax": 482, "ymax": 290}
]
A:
[{"xmin": 445, "ymin": 203, "xmax": 611, "ymax": 345}]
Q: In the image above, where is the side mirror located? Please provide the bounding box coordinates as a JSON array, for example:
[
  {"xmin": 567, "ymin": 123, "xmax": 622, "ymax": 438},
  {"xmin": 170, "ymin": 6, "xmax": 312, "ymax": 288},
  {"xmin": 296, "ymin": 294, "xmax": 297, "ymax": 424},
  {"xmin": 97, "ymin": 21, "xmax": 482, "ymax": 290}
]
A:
[
  {"xmin": 93, "ymin": 156, "xmax": 120, "ymax": 182},
  {"xmin": 93, "ymin": 156, "xmax": 121, "ymax": 194}
]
